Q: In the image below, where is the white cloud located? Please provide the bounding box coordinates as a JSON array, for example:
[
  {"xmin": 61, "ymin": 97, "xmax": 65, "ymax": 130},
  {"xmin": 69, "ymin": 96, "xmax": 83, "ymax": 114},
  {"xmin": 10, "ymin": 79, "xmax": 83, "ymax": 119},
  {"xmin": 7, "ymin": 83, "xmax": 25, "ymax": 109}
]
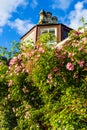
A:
[
  {"xmin": 68, "ymin": 1, "xmax": 87, "ymax": 29},
  {"xmin": 0, "ymin": 0, "xmax": 28, "ymax": 27},
  {"xmin": 8, "ymin": 18, "xmax": 35, "ymax": 35},
  {"xmin": 30, "ymin": 0, "xmax": 38, "ymax": 9},
  {"xmin": 52, "ymin": 0, "xmax": 73, "ymax": 10}
]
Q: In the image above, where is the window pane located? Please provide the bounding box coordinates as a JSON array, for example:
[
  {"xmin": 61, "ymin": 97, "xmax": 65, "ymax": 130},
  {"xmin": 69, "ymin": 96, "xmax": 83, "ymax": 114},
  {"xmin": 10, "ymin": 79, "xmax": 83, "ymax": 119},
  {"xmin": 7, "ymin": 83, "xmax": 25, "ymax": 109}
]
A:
[
  {"xmin": 41, "ymin": 30, "xmax": 48, "ymax": 34},
  {"xmin": 40, "ymin": 28, "xmax": 57, "ymax": 37},
  {"xmin": 49, "ymin": 29, "xmax": 55, "ymax": 35},
  {"xmin": 63, "ymin": 29, "xmax": 68, "ymax": 39}
]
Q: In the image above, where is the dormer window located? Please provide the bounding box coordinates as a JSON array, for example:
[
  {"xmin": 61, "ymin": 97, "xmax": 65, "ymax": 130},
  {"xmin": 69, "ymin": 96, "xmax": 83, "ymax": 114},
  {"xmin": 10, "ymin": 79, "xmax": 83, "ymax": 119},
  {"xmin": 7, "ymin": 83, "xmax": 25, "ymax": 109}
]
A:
[
  {"xmin": 40, "ymin": 28, "xmax": 57, "ymax": 36},
  {"xmin": 21, "ymin": 10, "xmax": 72, "ymax": 43}
]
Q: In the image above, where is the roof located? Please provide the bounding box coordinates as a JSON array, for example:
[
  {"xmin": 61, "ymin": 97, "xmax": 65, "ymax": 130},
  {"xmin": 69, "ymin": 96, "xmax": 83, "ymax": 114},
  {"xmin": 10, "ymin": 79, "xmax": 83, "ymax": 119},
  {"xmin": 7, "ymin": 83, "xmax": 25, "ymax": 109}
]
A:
[
  {"xmin": 20, "ymin": 23, "xmax": 73, "ymax": 39},
  {"xmin": 56, "ymin": 37, "xmax": 70, "ymax": 48}
]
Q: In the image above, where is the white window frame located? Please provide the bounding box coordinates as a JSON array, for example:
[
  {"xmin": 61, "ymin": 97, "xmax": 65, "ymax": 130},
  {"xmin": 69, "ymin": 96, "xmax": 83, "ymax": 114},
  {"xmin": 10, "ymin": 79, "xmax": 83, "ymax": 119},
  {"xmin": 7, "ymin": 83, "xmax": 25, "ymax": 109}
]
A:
[{"xmin": 40, "ymin": 28, "xmax": 57, "ymax": 37}]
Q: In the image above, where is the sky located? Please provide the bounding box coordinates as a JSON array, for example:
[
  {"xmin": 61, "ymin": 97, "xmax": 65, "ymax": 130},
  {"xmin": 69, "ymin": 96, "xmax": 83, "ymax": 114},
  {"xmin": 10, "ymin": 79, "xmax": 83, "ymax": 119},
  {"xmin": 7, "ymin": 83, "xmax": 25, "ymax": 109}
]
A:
[{"xmin": 0, "ymin": 0, "xmax": 87, "ymax": 50}]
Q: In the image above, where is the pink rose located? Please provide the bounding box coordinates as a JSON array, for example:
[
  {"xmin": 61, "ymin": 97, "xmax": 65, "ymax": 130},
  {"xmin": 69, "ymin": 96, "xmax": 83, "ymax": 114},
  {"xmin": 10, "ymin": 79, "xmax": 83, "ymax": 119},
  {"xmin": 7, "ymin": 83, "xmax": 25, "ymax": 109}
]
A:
[
  {"xmin": 9, "ymin": 57, "xmax": 17, "ymax": 65},
  {"xmin": 77, "ymin": 60, "xmax": 85, "ymax": 67},
  {"xmin": 48, "ymin": 73, "xmax": 52, "ymax": 79},
  {"xmin": 8, "ymin": 80, "xmax": 13, "ymax": 86},
  {"xmin": 66, "ymin": 62, "xmax": 74, "ymax": 71},
  {"xmin": 17, "ymin": 54, "xmax": 22, "ymax": 60}
]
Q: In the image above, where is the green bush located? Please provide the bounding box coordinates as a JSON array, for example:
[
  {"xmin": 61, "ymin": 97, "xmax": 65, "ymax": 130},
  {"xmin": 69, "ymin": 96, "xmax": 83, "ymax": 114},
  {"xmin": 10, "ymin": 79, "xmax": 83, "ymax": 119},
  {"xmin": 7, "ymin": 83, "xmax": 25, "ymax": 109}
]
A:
[{"xmin": 0, "ymin": 31, "xmax": 87, "ymax": 130}]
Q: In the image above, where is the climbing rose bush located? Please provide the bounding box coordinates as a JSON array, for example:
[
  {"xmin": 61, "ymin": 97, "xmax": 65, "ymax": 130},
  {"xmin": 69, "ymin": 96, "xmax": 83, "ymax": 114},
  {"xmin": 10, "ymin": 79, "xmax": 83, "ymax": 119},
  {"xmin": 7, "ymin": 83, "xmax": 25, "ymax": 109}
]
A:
[{"xmin": 0, "ymin": 32, "xmax": 87, "ymax": 130}]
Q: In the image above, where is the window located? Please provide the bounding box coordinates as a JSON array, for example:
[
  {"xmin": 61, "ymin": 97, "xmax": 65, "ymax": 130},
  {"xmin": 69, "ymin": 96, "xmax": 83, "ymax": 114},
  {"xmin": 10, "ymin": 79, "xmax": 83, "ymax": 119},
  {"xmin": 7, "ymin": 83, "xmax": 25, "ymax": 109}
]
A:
[
  {"xmin": 40, "ymin": 28, "xmax": 57, "ymax": 36},
  {"xmin": 63, "ymin": 29, "xmax": 69, "ymax": 39},
  {"xmin": 40, "ymin": 28, "xmax": 57, "ymax": 44}
]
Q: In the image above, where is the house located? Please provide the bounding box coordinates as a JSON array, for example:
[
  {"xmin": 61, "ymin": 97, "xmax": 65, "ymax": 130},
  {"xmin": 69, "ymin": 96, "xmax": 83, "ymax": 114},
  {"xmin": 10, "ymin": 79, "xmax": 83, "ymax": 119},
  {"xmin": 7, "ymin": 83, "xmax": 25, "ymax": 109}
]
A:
[{"xmin": 21, "ymin": 10, "xmax": 72, "ymax": 43}]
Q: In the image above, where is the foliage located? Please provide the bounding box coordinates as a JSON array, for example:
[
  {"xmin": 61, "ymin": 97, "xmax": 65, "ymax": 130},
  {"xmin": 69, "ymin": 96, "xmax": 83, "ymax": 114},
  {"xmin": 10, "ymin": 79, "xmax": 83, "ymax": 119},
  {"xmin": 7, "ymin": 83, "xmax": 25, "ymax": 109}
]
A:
[
  {"xmin": 0, "ymin": 31, "xmax": 87, "ymax": 130},
  {"xmin": 0, "ymin": 41, "xmax": 20, "ymax": 60}
]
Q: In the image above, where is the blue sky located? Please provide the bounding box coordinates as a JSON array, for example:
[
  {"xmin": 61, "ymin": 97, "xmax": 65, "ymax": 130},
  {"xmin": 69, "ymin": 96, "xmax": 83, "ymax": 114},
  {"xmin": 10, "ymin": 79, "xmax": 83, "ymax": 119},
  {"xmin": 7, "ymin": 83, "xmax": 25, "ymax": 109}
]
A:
[{"xmin": 0, "ymin": 0, "xmax": 87, "ymax": 50}]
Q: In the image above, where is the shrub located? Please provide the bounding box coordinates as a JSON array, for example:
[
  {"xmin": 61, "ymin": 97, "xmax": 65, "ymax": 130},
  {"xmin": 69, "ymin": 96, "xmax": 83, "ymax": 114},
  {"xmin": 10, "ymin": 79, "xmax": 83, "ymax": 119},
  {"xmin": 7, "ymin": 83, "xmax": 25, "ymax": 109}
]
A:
[{"xmin": 0, "ymin": 31, "xmax": 87, "ymax": 129}]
